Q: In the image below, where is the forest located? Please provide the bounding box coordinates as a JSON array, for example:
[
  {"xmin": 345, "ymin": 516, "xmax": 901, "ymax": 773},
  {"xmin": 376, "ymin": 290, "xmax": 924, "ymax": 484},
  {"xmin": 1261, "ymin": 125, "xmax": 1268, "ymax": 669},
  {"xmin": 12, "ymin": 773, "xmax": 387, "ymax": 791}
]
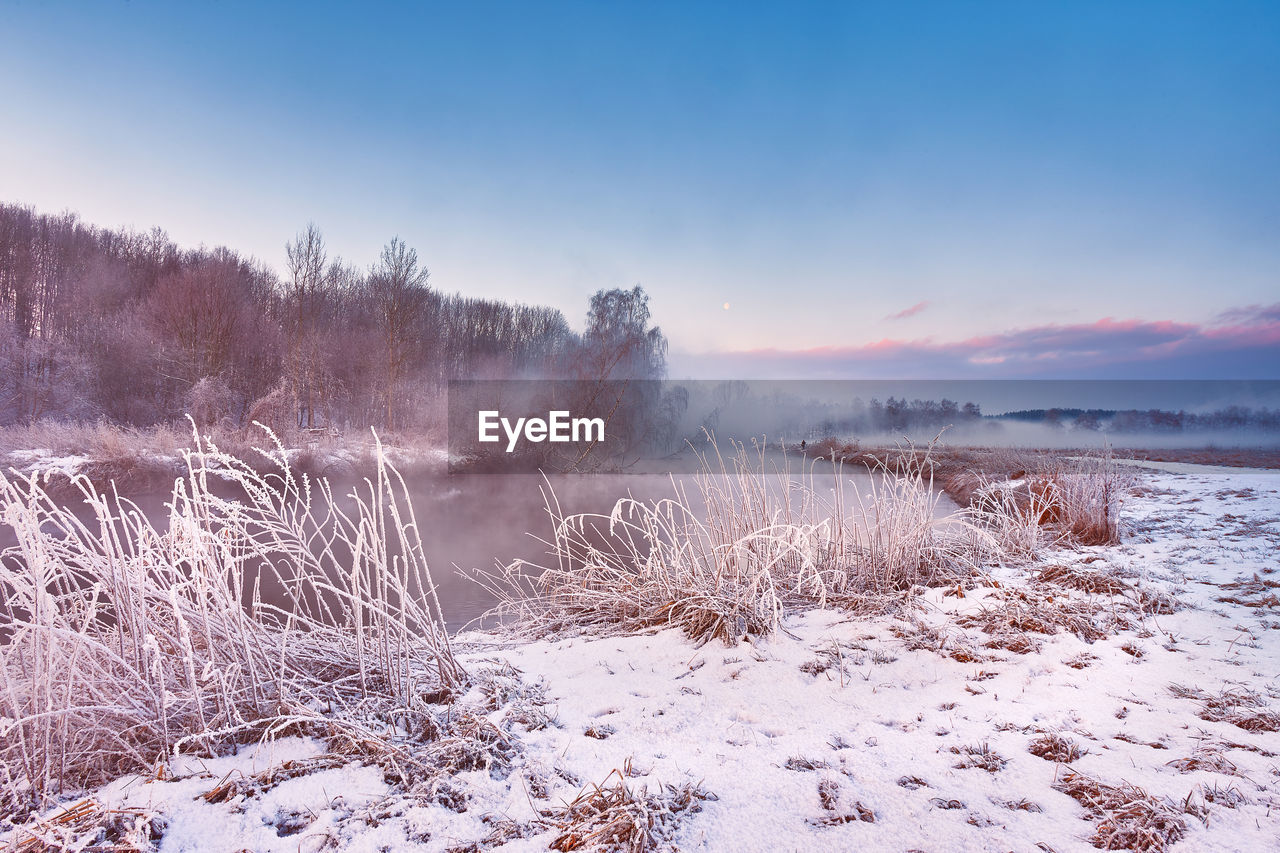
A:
[{"xmin": 0, "ymin": 203, "xmax": 667, "ymax": 434}]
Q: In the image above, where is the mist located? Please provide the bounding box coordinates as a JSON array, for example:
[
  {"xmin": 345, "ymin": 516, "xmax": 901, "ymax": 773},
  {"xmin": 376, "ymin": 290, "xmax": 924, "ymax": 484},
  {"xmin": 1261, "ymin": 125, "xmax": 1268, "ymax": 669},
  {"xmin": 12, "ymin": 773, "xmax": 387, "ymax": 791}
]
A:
[{"xmin": 646, "ymin": 379, "xmax": 1280, "ymax": 449}]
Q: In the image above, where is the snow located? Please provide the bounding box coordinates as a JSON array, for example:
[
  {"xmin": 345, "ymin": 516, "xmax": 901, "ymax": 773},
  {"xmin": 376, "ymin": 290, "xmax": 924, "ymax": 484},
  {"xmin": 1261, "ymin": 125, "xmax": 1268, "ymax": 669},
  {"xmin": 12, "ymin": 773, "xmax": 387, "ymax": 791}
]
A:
[
  {"xmin": 5, "ymin": 448, "xmax": 92, "ymax": 478},
  {"xmin": 10, "ymin": 462, "xmax": 1280, "ymax": 851},
  {"xmin": 94, "ymin": 739, "xmax": 393, "ymax": 852},
  {"xmin": 1113, "ymin": 457, "xmax": 1280, "ymax": 477}
]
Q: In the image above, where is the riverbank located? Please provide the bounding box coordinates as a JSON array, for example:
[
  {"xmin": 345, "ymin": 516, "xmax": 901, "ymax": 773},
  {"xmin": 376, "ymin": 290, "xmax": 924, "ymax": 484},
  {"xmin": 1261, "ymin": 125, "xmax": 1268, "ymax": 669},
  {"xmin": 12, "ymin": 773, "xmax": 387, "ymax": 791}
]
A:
[
  {"xmin": 0, "ymin": 421, "xmax": 452, "ymax": 497},
  {"xmin": 5, "ymin": 461, "xmax": 1277, "ymax": 851}
]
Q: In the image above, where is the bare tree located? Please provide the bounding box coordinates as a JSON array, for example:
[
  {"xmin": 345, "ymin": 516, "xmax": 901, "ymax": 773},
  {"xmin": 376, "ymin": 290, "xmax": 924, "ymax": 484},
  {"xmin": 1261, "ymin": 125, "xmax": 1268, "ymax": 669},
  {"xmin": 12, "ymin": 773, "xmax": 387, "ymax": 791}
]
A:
[
  {"xmin": 368, "ymin": 237, "xmax": 429, "ymax": 430},
  {"xmin": 546, "ymin": 285, "xmax": 671, "ymax": 469},
  {"xmin": 283, "ymin": 224, "xmax": 330, "ymax": 428},
  {"xmin": 579, "ymin": 285, "xmax": 667, "ymax": 382},
  {"xmin": 148, "ymin": 258, "xmax": 243, "ymax": 386}
]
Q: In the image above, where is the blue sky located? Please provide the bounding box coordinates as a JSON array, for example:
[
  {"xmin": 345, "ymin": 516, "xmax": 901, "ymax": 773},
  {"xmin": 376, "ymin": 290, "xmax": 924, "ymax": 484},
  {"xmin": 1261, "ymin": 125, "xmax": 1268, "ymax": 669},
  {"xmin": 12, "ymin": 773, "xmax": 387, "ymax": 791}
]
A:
[{"xmin": 2, "ymin": 1, "xmax": 1277, "ymax": 377}]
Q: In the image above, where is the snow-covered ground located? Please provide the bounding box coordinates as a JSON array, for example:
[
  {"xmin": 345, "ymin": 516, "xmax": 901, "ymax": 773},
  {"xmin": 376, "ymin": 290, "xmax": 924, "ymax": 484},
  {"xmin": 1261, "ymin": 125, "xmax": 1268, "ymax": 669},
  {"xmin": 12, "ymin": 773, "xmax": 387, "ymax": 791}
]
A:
[
  {"xmin": 4, "ymin": 448, "xmax": 94, "ymax": 479},
  {"xmin": 9, "ymin": 463, "xmax": 1280, "ymax": 852}
]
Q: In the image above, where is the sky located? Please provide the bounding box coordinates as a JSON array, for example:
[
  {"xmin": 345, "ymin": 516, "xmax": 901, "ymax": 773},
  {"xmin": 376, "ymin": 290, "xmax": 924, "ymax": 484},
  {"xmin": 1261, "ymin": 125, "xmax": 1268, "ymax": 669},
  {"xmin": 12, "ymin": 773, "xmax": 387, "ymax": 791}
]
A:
[{"xmin": 1, "ymin": 0, "xmax": 1277, "ymax": 379}]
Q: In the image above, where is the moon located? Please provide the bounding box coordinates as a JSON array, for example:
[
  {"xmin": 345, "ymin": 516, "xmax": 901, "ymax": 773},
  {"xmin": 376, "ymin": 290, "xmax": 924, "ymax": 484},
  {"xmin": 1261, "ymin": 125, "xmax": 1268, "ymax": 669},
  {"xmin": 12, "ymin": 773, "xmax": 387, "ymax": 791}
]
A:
[{"xmin": 722, "ymin": 302, "xmax": 731, "ymax": 311}]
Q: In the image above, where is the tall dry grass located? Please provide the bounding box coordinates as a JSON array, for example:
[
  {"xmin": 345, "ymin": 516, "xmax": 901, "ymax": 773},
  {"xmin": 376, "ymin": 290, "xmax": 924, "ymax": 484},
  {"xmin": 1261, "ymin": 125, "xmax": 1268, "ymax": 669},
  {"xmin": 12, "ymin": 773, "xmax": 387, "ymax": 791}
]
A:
[
  {"xmin": 812, "ymin": 442, "xmax": 1130, "ymax": 549},
  {"xmin": 477, "ymin": 437, "xmax": 994, "ymax": 645},
  {"xmin": 1054, "ymin": 450, "xmax": 1129, "ymax": 545},
  {"xmin": 0, "ymin": 420, "xmax": 191, "ymax": 461},
  {"xmin": 0, "ymin": 427, "xmax": 462, "ymax": 817},
  {"xmin": 968, "ymin": 448, "xmax": 1131, "ymax": 553}
]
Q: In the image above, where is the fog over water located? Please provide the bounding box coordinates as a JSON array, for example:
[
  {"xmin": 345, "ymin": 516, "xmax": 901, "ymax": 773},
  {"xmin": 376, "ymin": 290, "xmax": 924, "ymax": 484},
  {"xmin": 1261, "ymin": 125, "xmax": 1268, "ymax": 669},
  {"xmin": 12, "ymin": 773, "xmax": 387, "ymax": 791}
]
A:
[{"xmin": 450, "ymin": 380, "xmax": 1280, "ymax": 465}]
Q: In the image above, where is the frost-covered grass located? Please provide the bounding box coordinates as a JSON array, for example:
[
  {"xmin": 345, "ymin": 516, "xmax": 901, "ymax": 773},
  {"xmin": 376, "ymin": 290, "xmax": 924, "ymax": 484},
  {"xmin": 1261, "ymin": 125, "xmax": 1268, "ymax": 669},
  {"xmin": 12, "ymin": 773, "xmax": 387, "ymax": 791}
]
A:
[
  {"xmin": 1059, "ymin": 453, "xmax": 1129, "ymax": 544},
  {"xmin": 0, "ymin": 430, "xmax": 462, "ymax": 819},
  {"xmin": 478, "ymin": 438, "xmax": 1133, "ymax": 647},
  {"xmin": 932, "ymin": 447, "xmax": 1132, "ymax": 554},
  {"xmin": 476, "ymin": 438, "xmax": 995, "ymax": 645},
  {"xmin": 0, "ymin": 420, "xmax": 193, "ymax": 462},
  {"xmin": 812, "ymin": 442, "xmax": 1133, "ymax": 552}
]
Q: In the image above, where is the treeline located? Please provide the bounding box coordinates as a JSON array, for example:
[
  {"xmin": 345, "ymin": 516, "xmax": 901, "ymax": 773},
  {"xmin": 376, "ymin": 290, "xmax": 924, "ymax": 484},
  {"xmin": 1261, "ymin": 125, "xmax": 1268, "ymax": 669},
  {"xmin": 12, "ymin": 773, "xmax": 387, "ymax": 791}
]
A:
[
  {"xmin": 1109, "ymin": 407, "xmax": 1280, "ymax": 432},
  {"xmin": 794, "ymin": 396, "xmax": 982, "ymax": 437},
  {"xmin": 0, "ymin": 204, "xmax": 665, "ymax": 432},
  {"xmin": 998, "ymin": 407, "xmax": 1280, "ymax": 432},
  {"xmin": 690, "ymin": 384, "xmax": 985, "ymax": 440},
  {"xmin": 999, "ymin": 408, "xmax": 1117, "ymax": 423}
]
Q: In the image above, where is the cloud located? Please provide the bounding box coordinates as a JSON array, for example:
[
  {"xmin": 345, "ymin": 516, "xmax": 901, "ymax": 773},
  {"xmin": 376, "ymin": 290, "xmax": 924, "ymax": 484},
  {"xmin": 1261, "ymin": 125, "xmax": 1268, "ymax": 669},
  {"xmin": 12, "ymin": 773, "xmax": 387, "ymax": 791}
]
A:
[
  {"xmin": 672, "ymin": 304, "xmax": 1280, "ymax": 379},
  {"xmin": 884, "ymin": 301, "xmax": 929, "ymax": 321},
  {"xmin": 1212, "ymin": 303, "xmax": 1280, "ymax": 326}
]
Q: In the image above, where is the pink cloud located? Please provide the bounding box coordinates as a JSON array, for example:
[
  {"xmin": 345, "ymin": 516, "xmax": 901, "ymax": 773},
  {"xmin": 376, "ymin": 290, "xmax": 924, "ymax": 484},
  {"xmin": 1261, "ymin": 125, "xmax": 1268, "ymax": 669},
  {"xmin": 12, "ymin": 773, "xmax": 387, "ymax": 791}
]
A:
[
  {"xmin": 884, "ymin": 301, "xmax": 929, "ymax": 321},
  {"xmin": 676, "ymin": 304, "xmax": 1280, "ymax": 379}
]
